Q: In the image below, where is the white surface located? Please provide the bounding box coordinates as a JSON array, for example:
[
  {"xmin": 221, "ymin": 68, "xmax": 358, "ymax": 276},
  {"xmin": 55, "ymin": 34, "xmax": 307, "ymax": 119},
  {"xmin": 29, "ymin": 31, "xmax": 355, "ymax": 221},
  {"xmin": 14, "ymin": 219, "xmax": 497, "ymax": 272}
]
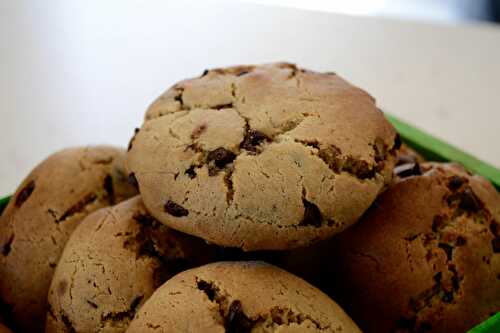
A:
[{"xmin": 1, "ymin": 0, "xmax": 499, "ymax": 195}]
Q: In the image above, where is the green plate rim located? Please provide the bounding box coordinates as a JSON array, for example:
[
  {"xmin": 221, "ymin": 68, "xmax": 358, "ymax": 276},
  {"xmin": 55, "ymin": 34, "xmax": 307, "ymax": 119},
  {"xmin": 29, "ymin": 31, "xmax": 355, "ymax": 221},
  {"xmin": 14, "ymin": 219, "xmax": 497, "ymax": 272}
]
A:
[
  {"xmin": 0, "ymin": 195, "xmax": 10, "ymax": 215},
  {"xmin": 385, "ymin": 113, "xmax": 500, "ymax": 191}
]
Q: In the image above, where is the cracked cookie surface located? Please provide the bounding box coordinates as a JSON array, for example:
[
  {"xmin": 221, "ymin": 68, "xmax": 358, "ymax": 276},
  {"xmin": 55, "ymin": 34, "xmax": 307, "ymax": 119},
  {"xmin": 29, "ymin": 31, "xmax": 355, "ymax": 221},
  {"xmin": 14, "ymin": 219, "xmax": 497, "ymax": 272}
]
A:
[
  {"xmin": 126, "ymin": 261, "xmax": 361, "ymax": 333},
  {"xmin": 0, "ymin": 146, "xmax": 137, "ymax": 333},
  {"xmin": 321, "ymin": 162, "xmax": 500, "ymax": 333},
  {"xmin": 128, "ymin": 62, "xmax": 399, "ymax": 250},
  {"xmin": 46, "ymin": 196, "xmax": 217, "ymax": 333}
]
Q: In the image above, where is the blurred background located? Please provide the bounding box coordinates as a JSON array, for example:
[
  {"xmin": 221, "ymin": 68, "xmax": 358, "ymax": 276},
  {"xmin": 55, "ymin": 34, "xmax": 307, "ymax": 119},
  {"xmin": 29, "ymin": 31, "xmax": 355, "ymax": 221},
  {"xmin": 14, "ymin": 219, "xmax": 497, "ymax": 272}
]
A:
[
  {"xmin": 248, "ymin": 0, "xmax": 500, "ymax": 23},
  {"xmin": 1, "ymin": 0, "xmax": 499, "ymax": 194}
]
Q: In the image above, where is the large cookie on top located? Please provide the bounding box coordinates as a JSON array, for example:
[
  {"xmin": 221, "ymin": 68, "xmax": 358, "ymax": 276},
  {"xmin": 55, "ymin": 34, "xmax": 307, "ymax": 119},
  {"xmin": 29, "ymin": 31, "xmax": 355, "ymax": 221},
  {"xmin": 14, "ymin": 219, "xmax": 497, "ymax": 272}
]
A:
[
  {"xmin": 128, "ymin": 63, "xmax": 399, "ymax": 250},
  {"xmin": 126, "ymin": 261, "xmax": 361, "ymax": 333},
  {"xmin": 0, "ymin": 146, "xmax": 137, "ymax": 332}
]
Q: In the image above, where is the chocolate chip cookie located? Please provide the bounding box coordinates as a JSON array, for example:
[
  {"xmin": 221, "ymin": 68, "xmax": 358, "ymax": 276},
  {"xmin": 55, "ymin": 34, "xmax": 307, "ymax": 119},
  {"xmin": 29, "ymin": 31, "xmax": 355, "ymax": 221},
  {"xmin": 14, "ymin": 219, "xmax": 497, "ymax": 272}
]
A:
[
  {"xmin": 0, "ymin": 146, "xmax": 137, "ymax": 332},
  {"xmin": 126, "ymin": 261, "xmax": 361, "ymax": 332},
  {"xmin": 46, "ymin": 196, "xmax": 217, "ymax": 333},
  {"xmin": 128, "ymin": 63, "xmax": 399, "ymax": 250},
  {"xmin": 323, "ymin": 162, "xmax": 500, "ymax": 332}
]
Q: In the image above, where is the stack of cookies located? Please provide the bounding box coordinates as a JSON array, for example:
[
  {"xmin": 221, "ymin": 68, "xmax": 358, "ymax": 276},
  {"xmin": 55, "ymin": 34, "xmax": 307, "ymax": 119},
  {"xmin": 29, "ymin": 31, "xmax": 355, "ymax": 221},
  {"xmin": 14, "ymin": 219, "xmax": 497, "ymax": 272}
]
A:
[{"xmin": 0, "ymin": 63, "xmax": 498, "ymax": 333}]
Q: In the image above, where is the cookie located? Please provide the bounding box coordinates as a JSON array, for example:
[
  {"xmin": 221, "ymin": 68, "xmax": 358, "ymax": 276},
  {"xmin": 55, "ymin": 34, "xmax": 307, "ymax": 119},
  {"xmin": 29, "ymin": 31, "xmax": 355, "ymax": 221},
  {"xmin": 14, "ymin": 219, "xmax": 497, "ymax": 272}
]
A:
[
  {"xmin": 128, "ymin": 62, "xmax": 399, "ymax": 250},
  {"xmin": 46, "ymin": 196, "xmax": 217, "ymax": 333},
  {"xmin": 126, "ymin": 261, "xmax": 361, "ymax": 332},
  {"xmin": 322, "ymin": 162, "xmax": 500, "ymax": 332},
  {"xmin": 0, "ymin": 323, "xmax": 12, "ymax": 333},
  {"xmin": 0, "ymin": 146, "xmax": 137, "ymax": 332}
]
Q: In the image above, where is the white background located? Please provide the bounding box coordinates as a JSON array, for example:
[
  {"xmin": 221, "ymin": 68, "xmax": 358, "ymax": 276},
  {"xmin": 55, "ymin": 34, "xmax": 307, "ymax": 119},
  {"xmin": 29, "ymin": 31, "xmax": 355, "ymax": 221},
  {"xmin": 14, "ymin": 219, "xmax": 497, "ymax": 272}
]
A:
[{"xmin": 1, "ymin": 0, "xmax": 499, "ymax": 194}]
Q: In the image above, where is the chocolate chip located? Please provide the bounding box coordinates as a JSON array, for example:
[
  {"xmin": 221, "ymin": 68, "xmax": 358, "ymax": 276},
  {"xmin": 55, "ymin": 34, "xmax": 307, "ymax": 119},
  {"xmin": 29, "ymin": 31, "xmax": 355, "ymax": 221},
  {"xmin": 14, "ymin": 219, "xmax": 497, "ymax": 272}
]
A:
[
  {"xmin": 300, "ymin": 199, "xmax": 322, "ymax": 227},
  {"xmin": 164, "ymin": 200, "xmax": 189, "ymax": 217},
  {"xmin": 490, "ymin": 221, "xmax": 499, "ymax": 237},
  {"xmin": 438, "ymin": 243, "xmax": 453, "ymax": 261},
  {"xmin": 1, "ymin": 234, "xmax": 14, "ymax": 256},
  {"xmin": 441, "ymin": 291, "xmax": 454, "ymax": 303},
  {"xmin": 394, "ymin": 162, "xmax": 421, "ymax": 178},
  {"xmin": 15, "ymin": 180, "xmax": 35, "ymax": 207},
  {"xmin": 447, "ymin": 176, "xmax": 465, "ymax": 190},
  {"xmin": 225, "ymin": 300, "xmax": 253, "ymax": 333},
  {"xmin": 492, "ymin": 237, "xmax": 500, "ymax": 253},
  {"xmin": 196, "ymin": 280, "xmax": 216, "ymax": 301},
  {"xmin": 201, "ymin": 69, "xmax": 209, "ymax": 77},
  {"xmin": 207, "ymin": 148, "xmax": 236, "ymax": 169},
  {"xmin": 183, "ymin": 166, "xmax": 196, "ymax": 179},
  {"xmin": 394, "ymin": 133, "xmax": 402, "ymax": 149},
  {"xmin": 432, "ymin": 215, "xmax": 444, "ymax": 232},
  {"xmin": 456, "ymin": 236, "xmax": 466, "ymax": 246},
  {"xmin": 240, "ymin": 130, "xmax": 269, "ymax": 152},
  {"xmin": 451, "ymin": 270, "xmax": 460, "ymax": 291},
  {"xmin": 458, "ymin": 187, "xmax": 480, "ymax": 212}
]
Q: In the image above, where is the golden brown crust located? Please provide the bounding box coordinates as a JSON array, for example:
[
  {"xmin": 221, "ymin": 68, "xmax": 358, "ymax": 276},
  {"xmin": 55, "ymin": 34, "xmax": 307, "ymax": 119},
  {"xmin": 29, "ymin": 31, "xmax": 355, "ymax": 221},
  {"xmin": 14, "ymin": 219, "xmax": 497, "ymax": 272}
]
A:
[
  {"xmin": 322, "ymin": 162, "xmax": 500, "ymax": 333},
  {"xmin": 128, "ymin": 63, "xmax": 399, "ymax": 250},
  {"xmin": 46, "ymin": 196, "xmax": 217, "ymax": 333},
  {"xmin": 0, "ymin": 146, "xmax": 137, "ymax": 332},
  {"xmin": 126, "ymin": 261, "xmax": 362, "ymax": 333}
]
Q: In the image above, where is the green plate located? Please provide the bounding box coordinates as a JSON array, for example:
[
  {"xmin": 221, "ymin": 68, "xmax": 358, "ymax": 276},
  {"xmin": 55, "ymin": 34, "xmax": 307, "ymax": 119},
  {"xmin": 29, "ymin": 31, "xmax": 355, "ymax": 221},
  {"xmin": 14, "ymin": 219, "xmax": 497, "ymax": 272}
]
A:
[
  {"xmin": 386, "ymin": 114, "xmax": 500, "ymax": 191},
  {"xmin": 0, "ymin": 195, "xmax": 9, "ymax": 215},
  {"xmin": 0, "ymin": 113, "xmax": 498, "ymax": 332},
  {"xmin": 468, "ymin": 313, "xmax": 500, "ymax": 333}
]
